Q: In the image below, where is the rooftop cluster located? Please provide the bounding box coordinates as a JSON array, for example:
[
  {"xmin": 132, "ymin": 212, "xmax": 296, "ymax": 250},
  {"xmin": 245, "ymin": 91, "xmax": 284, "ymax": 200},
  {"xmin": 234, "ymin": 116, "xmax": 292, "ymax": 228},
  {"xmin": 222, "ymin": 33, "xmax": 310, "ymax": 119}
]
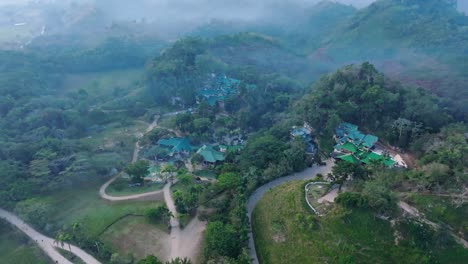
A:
[
  {"xmin": 291, "ymin": 124, "xmax": 316, "ymax": 155},
  {"xmin": 197, "ymin": 74, "xmax": 241, "ymax": 106},
  {"xmin": 333, "ymin": 123, "xmax": 395, "ymax": 167}
]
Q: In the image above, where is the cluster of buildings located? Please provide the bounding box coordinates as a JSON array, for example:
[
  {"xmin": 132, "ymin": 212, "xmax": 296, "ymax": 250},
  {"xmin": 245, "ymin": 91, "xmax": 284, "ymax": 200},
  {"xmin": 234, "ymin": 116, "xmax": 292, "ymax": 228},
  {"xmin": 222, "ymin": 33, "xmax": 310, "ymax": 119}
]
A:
[
  {"xmin": 332, "ymin": 123, "xmax": 402, "ymax": 167},
  {"xmin": 197, "ymin": 74, "xmax": 241, "ymax": 107},
  {"xmin": 290, "ymin": 123, "xmax": 317, "ymax": 155},
  {"xmin": 153, "ymin": 137, "xmax": 242, "ymax": 166}
]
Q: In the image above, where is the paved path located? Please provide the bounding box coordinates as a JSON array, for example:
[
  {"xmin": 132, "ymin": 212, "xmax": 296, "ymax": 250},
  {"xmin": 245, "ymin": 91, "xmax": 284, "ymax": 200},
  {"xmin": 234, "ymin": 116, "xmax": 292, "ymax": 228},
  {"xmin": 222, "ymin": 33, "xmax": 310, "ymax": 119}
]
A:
[
  {"xmin": 0, "ymin": 208, "xmax": 101, "ymax": 264},
  {"xmin": 247, "ymin": 160, "xmax": 334, "ymax": 264}
]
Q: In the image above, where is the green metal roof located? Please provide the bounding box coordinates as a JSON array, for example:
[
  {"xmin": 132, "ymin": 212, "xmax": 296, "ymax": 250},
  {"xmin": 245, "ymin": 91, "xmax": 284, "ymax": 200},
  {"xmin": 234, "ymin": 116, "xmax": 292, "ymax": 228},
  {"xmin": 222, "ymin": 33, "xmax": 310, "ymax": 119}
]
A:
[
  {"xmin": 362, "ymin": 134, "xmax": 379, "ymax": 148},
  {"xmin": 197, "ymin": 145, "xmax": 225, "ymax": 163},
  {"xmin": 383, "ymin": 159, "xmax": 396, "ymax": 167},
  {"xmin": 361, "ymin": 152, "xmax": 383, "ymax": 164},
  {"xmin": 157, "ymin": 138, "xmax": 193, "ymax": 154},
  {"xmin": 337, "ymin": 154, "xmax": 360, "ymax": 164},
  {"xmin": 335, "ymin": 142, "xmax": 358, "ymax": 153}
]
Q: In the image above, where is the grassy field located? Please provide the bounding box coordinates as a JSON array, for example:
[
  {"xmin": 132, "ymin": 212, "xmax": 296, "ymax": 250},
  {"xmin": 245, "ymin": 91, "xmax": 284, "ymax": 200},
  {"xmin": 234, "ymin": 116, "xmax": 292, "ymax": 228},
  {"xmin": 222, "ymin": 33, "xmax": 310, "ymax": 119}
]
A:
[
  {"xmin": 406, "ymin": 194, "xmax": 467, "ymax": 239},
  {"xmin": 106, "ymin": 177, "xmax": 165, "ymax": 196},
  {"xmin": 0, "ymin": 220, "xmax": 51, "ymax": 264},
  {"xmin": 100, "ymin": 216, "xmax": 170, "ymax": 261},
  {"xmin": 252, "ymin": 181, "xmax": 468, "ymax": 264},
  {"xmin": 61, "ymin": 69, "xmax": 144, "ymax": 108},
  {"xmin": 305, "ymin": 182, "xmax": 333, "ymax": 215},
  {"xmin": 80, "ymin": 120, "xmax": 147, "ymax": 163},
  {"xmin": 34, "ymin": 183, "xmax": 164, "ymax": 238}
]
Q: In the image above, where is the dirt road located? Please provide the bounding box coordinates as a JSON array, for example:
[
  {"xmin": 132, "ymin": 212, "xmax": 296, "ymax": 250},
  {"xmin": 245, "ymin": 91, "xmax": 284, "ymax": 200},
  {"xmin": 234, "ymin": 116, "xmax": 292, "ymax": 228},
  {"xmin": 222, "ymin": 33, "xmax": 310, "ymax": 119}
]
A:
[
  {"xmin": 164, "ymin": 182, "xmax": 206, "ymax": 262},
  {"xmin": 0, "ymin": 208, "xmax": 101, "ymax": 264}
]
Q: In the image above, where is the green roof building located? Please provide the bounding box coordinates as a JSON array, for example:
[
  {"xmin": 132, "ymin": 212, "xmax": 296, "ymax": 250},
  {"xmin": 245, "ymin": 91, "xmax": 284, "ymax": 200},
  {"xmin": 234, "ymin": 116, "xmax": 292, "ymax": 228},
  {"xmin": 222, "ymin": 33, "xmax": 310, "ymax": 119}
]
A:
[
  {"xmin": 334, "ymin": 142, "xmax": 358, "ymax": 153},
  {"xmin": 334, "ymin": 122, "xmax": 395, "ymax": 167},
  {"xmin": 361, "ymin": 135, "xmax": 379, "ymax": 149},
  {"xmin": 337, "ymin": 154, "xmax": 360, "ymax": 164},
  {"xmin": 197, "ymin": 145, "xmax": 225, "ymax": 163},
  {"xmin": 157, "ymin": 138, "xmax": 193, "ymax": 156}
]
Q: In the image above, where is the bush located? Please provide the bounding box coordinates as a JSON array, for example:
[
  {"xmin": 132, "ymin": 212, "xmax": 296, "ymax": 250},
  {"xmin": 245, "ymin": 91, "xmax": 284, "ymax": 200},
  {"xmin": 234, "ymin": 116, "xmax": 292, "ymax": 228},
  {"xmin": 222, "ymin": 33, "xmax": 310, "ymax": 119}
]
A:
[{"xmin": 335, "ymin": 192, "xmax": 368, "ymax": 209}]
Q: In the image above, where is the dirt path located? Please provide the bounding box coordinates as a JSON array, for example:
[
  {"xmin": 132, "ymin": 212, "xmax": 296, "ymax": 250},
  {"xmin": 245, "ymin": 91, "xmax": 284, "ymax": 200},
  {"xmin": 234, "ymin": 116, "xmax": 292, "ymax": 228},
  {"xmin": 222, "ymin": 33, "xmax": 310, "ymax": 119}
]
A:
[
  {"xmin": 98, "ymin": 110, "xmax": 205, "ymax": 262},
  {"xmin": 247, "ymin": 159, "xmax": 335, "ymax": 264},
  {"xmin": 317, "ymin": 188, "xmax": 339, "ymax": 204},
  {"xmin": 99, "ymin": 112, "xmax": 182, "ymax": 202},
  {"xmin": 0, "ymin": 208, "xmax": 101, "ymax": 264},
  {"xmin": 164, "ymin": 182, "xmax": 206, "ymax": 262},
  {"xmin": 398, "ymin": 201, "xmax": 468, "ymax": 248}
]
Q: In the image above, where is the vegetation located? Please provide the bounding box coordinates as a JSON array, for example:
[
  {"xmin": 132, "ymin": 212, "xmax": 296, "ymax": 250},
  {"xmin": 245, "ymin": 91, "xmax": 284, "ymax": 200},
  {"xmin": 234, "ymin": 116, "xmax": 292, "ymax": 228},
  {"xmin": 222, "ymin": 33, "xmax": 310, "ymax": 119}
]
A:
[
  {"xmin": 0, "ymin": 220, "xmax": 51, "ymax": 264},
  {"xmin": 125, "ymin": 160, "xmax": 150, "ymax": 185},
  {"xmin": 1, "ymin": 1, "xmax": 468, "ymax": 263},
  {"xmin": 253, "ymin": 181, "xmax": 468, "ymax": 264}
]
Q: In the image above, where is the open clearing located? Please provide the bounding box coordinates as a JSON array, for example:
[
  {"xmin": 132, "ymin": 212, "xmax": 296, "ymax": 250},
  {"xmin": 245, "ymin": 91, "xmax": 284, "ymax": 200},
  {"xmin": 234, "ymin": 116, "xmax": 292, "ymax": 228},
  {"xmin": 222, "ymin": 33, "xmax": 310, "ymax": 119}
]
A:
[
  {"xmin": 35, "ymin": 183, "xmax": 165, "ymax": 238},
  {"xmin": 100, "ymin": 216, "xmax": 170, "ymax": 261},
  {"xmin": 252, "ymin": 181, "xmax": 468, "ymax": 264}
]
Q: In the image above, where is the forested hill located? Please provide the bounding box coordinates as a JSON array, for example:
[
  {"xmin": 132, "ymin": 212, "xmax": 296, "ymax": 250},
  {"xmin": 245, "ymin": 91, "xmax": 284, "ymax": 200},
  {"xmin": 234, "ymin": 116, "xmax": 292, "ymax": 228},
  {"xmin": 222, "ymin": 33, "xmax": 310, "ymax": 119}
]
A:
[
  {"xmin": 301, "ymin": 0, "xmax": 468, "ymax": 121},
  {"xmin": 326, "ymin": 0, "xmax": 467, "ymax": 55},
  {"xmin": 194, "ymin": 0, "xmax": 468, "ymax": 121},
  {"xmin": 296, "ymin": 62, "xmax": 453, "ymax": 150}
]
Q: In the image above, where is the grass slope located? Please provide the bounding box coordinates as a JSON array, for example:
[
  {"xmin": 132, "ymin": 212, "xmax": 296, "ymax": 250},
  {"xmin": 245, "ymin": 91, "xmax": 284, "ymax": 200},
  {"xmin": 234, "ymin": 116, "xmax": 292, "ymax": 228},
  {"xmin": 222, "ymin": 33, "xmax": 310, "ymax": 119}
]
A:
[
  {"xmin": 36, "ymin": 183, "xmax": 164, "ymax": 238},
  {"xmin": 252, "ymin": 181, "xmax": 468, "ymax": 264},
  {"xmin": 0, "ymin": 220, "xmax": 51, "ymax": 264},
  {"xmin": 407, "ymin": 194, "xmax": 468, "ymax": 240}
]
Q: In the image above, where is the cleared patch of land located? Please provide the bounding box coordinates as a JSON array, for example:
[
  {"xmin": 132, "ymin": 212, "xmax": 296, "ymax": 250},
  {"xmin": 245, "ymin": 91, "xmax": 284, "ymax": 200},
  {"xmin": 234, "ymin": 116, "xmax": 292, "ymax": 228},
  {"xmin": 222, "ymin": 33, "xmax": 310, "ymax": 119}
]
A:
[
  {"xmin": 100, "ymin": 216, "xmax": 170, "ymax": 261},
  {"xmin": 252, "ymin": 181, "xmax": 468, "ymax": 264}
]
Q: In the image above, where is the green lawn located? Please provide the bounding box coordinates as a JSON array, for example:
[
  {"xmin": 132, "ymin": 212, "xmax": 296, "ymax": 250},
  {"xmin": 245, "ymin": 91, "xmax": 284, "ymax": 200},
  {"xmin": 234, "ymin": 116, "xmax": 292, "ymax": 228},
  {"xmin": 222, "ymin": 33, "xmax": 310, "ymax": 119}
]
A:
[
  {"xmin": 106, "ymin": 177, "xmax": 165, "ymax": 197},
  {"xmin": 252, "ymin": 181, "xmax": 468, "ymax": 264},
  {"xmin": 0, "ymin": 220, "xmax": 51, "ymax": 264},
  {"xmin": 407, "ymin": 194, "xmax": 468, "ymax": 239},
  {"xmin": 35, "ymin": 183, "xmax": 164, "ymax": 238},
  {"xmin": 306, "ymin": 182, "xmax": 331, "ymax": 214},
  {"xmin": 100, "ymin": 216, "xmax": 170, "ymax": 261},
  {"xmin": 61, "ymin": 69, "xmax": 143, "ymax": 100}
]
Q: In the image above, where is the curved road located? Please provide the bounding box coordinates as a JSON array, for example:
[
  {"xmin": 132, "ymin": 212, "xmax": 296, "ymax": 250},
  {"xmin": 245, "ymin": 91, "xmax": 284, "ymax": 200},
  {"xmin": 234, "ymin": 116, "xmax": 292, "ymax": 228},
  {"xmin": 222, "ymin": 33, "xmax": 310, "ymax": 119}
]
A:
[
  {"xmin": 98, "ymin": 110, "xmax": 205, "ymax": 262},
  {"xmin": 99, "ymin": 111, "xmax": 184, "ymax": 202},
  {"xmin": 247, "ymin": 159, "xmax": 334, "ymax": 264},
  {"xmin": 0, "ymin": 208, "xmax": 101, "ymax": 264}
]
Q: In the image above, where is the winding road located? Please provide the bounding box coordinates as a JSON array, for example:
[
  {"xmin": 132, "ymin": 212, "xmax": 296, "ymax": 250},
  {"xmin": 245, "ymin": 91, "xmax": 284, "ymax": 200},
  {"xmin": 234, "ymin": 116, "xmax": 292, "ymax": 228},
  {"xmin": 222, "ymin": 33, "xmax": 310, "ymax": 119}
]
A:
[
  {"xmin": 98, "ymin": 110, "xmax": 206, "ymax": 262},
  {"xmin": 0, "ymin": 208, "xmax": 101, "ymax": 264},
  {"xmin": 0, "ymin": 110, "xmax": 188, "ymax": 264},
  {"xmin": 246, "ymin": 159, "xmax": 335, "ymax": 264}
]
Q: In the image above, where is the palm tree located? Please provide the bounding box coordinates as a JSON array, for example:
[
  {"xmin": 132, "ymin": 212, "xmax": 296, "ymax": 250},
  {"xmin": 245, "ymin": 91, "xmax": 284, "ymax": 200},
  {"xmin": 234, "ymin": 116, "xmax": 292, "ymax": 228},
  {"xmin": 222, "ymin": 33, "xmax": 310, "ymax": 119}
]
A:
[{"xmin": 54, "ymin": 231, "xmax": 72, "ymax": 252}]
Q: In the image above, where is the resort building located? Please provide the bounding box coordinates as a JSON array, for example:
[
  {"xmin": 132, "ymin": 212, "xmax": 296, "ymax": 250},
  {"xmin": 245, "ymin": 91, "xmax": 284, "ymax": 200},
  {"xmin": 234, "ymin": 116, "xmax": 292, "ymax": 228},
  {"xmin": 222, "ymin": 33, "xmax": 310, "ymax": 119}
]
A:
[{"xmin": 333, "ymin": 123, "xmax": 396, "ymax": 167}]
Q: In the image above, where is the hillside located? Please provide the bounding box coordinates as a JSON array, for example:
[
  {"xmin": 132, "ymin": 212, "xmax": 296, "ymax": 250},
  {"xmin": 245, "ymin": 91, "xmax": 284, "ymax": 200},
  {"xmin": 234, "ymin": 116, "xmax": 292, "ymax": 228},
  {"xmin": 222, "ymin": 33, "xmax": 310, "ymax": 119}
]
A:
[{"xmin": 311, "ymin": 0, "xmax": 468, "ymax": 119}]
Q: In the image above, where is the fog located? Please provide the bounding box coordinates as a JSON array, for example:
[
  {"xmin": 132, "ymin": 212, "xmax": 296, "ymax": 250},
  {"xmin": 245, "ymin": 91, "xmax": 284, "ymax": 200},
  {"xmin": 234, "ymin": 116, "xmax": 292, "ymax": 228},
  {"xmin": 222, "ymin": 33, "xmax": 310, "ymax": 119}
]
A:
[{"xmin": 0, "ymin": 0, "xmax": 465, "ymax": 49}]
